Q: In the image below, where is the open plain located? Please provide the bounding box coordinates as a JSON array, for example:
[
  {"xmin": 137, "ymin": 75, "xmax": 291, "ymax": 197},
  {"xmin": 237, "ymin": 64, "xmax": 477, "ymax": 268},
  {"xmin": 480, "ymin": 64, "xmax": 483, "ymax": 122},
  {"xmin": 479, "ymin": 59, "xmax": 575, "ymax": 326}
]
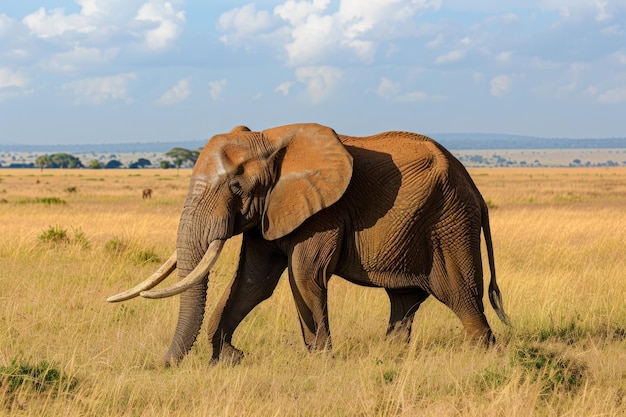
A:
[{"xmin": 1, "ymin": 167, "xmax": 625, "ymax": 416}]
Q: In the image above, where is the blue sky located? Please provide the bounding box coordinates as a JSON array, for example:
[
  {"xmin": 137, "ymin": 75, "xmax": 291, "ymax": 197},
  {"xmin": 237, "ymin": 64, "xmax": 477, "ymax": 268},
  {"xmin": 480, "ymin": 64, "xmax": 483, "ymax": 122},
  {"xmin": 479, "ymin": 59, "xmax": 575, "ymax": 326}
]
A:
[{"xmin": 1, "ymin": 0, "xmax": 625, "ymax": 145}]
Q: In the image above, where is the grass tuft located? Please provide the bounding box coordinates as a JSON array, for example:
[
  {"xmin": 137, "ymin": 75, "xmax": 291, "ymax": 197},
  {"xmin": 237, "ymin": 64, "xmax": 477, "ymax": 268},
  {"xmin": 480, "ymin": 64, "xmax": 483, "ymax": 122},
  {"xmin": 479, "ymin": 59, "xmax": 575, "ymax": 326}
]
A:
[
  {"xmin": 512, "ymin": 344, "xmax": 586, "ymax": 396},
  {"xmin": 0, "ymin": 358, "xmax": 76, "ymax": 396},
  {"xmin": 18, "ymin": 197, "xmax": 67, "ymax": 205},
  {"xmin": 38, "ymin": 226, "xmax": 90, "ymax": 248},
  {"xmin": 38, "ymin": 225, "xmax": 70, "ymax": 245},
  {"xmin": 105, "ymin": 237, "xmax": 161, "ymax": 265}
]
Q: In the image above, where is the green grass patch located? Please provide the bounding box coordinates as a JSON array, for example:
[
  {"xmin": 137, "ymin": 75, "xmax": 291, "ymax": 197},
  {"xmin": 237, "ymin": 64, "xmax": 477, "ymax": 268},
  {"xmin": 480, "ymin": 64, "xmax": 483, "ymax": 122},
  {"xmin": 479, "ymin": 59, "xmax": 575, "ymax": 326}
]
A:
[
  {"xmin": 105, "ymin": 237, "xmax": 161, "ymax": 265},
  {"xmin": 512, "ymin": 344, "xmax": 586, "ymax": 396},
  {"xmin": 0, "ymin": 358, "xmax": 76, "ymax": 397},
  {"xmin": 38, "ymin": 225, "xmax": 70, "ymax": 244},
  {"xmin": 38, "ymin": 225, "xmax": 90, "ymax": 248},
  {"xmin": 477, "ymin": 343, "xmax": 586, "ymax": 397},
  {"xmin": 18, "ymin": 197, "xmax": 67, "ymax": 205},
  {"xmin": 485, "ymin": 198, "xmax": 498, "ymax": 209}
]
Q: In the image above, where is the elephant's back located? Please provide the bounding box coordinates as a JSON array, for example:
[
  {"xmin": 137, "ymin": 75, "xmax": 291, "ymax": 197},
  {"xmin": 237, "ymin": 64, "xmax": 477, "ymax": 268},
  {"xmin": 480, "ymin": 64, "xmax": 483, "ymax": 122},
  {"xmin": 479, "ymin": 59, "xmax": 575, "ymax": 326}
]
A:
[{"xmin": 340, "ymin": 131, "xmax": 451, "ymax": 179}]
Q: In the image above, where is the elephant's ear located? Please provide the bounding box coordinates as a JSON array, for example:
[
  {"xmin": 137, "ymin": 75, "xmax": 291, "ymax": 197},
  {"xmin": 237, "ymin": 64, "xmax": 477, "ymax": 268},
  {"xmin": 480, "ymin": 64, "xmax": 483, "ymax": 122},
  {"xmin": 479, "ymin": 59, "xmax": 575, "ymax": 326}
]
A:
[{"xmin": 262, "ymin": 123, "xmax": 353, "ymax": 240}]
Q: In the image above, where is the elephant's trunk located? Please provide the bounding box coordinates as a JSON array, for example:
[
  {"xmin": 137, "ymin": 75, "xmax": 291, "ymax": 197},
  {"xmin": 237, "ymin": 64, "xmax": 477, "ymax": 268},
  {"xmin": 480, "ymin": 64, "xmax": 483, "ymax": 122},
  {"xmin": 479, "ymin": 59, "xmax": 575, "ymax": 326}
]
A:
[
  {"xmin": 163, "ymin": 278, "xmax": 208, "ymax": 367},
  {"xmin": 160, "ymin": 240, "xmax": 225, "ymax": 366}
]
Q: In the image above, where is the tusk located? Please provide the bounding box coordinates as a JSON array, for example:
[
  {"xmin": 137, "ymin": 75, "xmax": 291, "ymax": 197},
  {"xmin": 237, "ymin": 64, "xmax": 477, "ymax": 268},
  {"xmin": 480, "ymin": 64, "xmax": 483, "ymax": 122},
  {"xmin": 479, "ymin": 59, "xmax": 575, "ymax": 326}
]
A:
[
  {"xmin": 140, "ymin": 240, "xmax": 225, "ymax": 299},
  {"xmin": 107, "ymin": 251, "xmax": 177, "ymax": 303}
]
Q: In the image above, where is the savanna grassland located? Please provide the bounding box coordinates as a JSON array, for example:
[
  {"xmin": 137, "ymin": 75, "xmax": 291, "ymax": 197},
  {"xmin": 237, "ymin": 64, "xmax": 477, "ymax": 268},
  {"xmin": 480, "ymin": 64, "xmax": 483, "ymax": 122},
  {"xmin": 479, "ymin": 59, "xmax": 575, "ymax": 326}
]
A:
[{"xmin": 1, "ymin": 167, "xmax": 625, "ymax": 416}]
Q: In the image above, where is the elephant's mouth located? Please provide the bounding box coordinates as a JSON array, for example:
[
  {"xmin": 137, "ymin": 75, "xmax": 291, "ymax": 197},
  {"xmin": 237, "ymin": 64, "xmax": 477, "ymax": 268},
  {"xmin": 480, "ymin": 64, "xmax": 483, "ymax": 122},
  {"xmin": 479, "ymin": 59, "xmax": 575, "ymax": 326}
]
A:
[{"xmin": 107, "ymin": 240, "xmax": 225, "ymax": 302}]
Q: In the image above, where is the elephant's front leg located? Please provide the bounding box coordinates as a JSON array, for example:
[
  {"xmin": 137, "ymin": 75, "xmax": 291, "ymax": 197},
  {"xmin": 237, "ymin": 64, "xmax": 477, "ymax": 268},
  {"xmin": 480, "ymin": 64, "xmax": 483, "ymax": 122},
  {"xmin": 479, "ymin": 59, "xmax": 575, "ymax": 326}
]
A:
[
  {"xmin": 206, "ymin": 232, "xmax": 287, "ymax": 365},
  {"xmin": 287, "ymin": 239, "xmax": 338, "ymax": 352}
]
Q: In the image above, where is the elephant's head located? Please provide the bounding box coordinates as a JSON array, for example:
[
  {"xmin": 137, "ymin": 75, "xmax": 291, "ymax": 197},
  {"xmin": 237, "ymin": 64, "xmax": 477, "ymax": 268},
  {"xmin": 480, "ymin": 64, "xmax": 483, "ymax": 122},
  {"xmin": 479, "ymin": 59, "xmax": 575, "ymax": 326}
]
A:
[{"xmin": 108, "ymin": 123, "xmax": 353, "ymax": 365}]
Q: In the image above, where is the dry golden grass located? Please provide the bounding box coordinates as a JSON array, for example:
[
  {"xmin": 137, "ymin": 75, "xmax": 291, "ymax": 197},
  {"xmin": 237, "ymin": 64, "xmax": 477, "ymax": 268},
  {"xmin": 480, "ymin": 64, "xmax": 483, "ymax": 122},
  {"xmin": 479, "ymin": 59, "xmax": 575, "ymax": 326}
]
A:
[{"xmin": 1, "ymin": 167, "xmax": 625, "ymax": 416}]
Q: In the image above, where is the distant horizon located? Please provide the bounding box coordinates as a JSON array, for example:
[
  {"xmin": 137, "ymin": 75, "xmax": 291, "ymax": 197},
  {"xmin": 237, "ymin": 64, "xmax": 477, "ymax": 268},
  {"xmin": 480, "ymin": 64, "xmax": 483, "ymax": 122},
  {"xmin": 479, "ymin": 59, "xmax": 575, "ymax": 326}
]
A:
[
  {"xmin": 2, "ymin": 132, "xmax": 626, "ymax": 154},
  {"xmin": 3, "ymin": 130, "xmax": 626, "ymax": 148}
]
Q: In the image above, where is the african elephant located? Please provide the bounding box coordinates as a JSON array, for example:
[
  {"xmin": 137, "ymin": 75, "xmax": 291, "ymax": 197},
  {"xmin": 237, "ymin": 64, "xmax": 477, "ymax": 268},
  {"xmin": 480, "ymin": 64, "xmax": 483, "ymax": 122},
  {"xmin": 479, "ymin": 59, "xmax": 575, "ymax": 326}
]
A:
[
  {"xmin": 142, "ymin": 188, "xmax": 152, "ymax": 199},
  {"xmin": 108, "ymin": 123, "xmax": 510, "ymax": 366}
]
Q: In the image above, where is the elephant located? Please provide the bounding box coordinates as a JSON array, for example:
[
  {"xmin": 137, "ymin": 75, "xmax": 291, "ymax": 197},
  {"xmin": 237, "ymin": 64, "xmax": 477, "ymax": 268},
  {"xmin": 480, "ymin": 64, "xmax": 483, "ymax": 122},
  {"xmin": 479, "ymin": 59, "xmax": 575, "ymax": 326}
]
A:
[
  {"xmin": 108, "ymin": 123, "xmax": 510, "ymax": 366},
  {"xmin": 142, "ymin": 188, "xmax": 152, "ymax": 199}
]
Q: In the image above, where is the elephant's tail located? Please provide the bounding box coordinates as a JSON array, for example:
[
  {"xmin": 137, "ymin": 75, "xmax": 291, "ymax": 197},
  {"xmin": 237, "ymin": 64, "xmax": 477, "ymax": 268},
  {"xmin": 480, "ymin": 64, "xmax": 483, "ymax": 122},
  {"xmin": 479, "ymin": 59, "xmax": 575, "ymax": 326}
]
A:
[{"xmin": 482, "ymin": 203, "xmax": 511, "ymax": 326}]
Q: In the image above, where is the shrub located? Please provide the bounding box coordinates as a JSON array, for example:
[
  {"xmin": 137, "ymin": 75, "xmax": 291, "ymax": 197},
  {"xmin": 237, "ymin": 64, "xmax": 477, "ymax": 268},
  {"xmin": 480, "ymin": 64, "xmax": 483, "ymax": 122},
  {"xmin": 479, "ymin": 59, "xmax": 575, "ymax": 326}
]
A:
[
  {"xmin": 0, "ymin": 358, "xmax": 76, "ymax": 396},
  {"xmin": 104, "ymin": 237, "xmax": 127, "ymax": 256},
  {"xmin": 485, "ymin": 198, "xmax": 498, "ymax": 209},
  {"xmin": 134, "ymin": 249, "xmax": 161, "ymax": 265},
  {"xmin": 512, "ymin": 344, "xmax": 586, "ymax": 396},
  {"xmin": 105, "ymin": 237, "xmax": 160, "ymax": 265},
  {"xmin": 38, "ymin": 225, "xmax": 70, "ymax": 245},
  {"xmin": 38, "ymin": 226, "xmax": 90, "ymax": 248},
  {"xmin": 18, "ymin": 197, "xmax": 67, "ymax": 205}
]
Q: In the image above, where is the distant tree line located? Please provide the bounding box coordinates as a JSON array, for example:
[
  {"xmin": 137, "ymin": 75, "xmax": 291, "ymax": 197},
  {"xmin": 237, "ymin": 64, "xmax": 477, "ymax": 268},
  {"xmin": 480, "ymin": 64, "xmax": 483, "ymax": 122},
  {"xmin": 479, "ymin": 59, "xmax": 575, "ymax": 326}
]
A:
[
  {"xmin": 35, "ymin": 153, "xmax": 84, "ymax": 169},
  {"xmin": 2, "ymin": 147, "xmax": 203, "ymax": 170}
]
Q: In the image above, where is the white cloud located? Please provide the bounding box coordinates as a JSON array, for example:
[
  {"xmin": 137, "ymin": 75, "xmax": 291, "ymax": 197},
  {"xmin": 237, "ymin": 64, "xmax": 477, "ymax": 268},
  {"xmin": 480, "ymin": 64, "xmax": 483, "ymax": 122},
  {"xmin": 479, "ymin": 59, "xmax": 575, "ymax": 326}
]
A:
[
  {"xmin": 376, "ymin": 77, "xmax": 400, "ymax": 100},
  {"xmin": 0, "ymin": 14, "xmax": 15, "ymax": 38},
  {"xmin": 209, "ymin": 79, "xmax": 227, "ymax": 100},
  {"xmin": 62, "ymin": 73, "xmax": 136, "ymax": 105},
  {"xmin": 275, "ymin": 81, "xmax": 294, "ymax": 96},
  {"xmin": 217, "ymin": 4, "xmax": 274, "ymax": 46},
  {"xmin": 156, "ymin": 78, "xmax": 190, "ymax": 106},
  {"xmin": 596, "ymin": 86, "xmax": 626, "ymax": 103},
  {"xmin": 21, "ymin": 1, "xmax": 185, "ymax": 50},
  {"xmin": 0, "ymin": 67, "xmax": 29, "ymax": 89},
  {"xmin": 426, "ymin": 34, "xmax": 444, "ymax": 49},
  {"xmin": 23, "ymin": 6, "xmax": 95, "ymax": 38},
  {"xmin": 47, "ymin": 46, "xmax": 119, "ymax": 73},
  {"xmin": 135, "ymin": 1, "xmax": 186, "ymax": 50},
  {"xmin": 435, "ymin": 49, "xmax": 466, "ymax": 64},
  {"xmin": 496, "ymin": 51, "xmax": 513, "ymax": 62},
  {"xmin": 275, "ymin": 0, "xmax": 330, "ymax": 26},
  {"xmin": 540, "ymin": 0, "xmax": 617, "ymax": 21},
  {"xmin": 218, "ymin": 0, "xmax": 441, "ymax": 66},
  {"xmin": 376, "ymin": 76, "xmax": 442, "ymax": 102},
  {"xmin": 295, "ymin": 66, "xmax": 342, "ymax": 104},
  {"xmin": 612, "ymin": 51, "xmax": 626, "ymax": 65},
  {"xmin": 595, "ymin": 0, "xmax": 612, "ymax": 22},
  {"xmin": 395, "ymin": 90, "xmax": 432, "ymax": 102},
  {"xmin": 490, "ymin": 74, "xmax": 512, "ymax": 97}
]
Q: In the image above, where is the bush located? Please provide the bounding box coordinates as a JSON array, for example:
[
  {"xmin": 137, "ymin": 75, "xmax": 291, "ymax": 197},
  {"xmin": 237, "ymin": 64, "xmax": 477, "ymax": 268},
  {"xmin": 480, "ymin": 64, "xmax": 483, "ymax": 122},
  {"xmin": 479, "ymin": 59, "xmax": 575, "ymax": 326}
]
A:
[
  {"xmin": 104, "ymin": 237, "xmax": 127, "ymax": 256},
  {"xmin": 134, "ymin": 249, "xmax": 161, "ymax": 265},
  {"xmin": 0, "ymin": 358, "xmax": 76, "ymax": 396},
  {"xmin": 512, "ymin": 344, "xmax": 586, "ymax": 395},
  {"xmin": 19, "ymin": 197, "xmax": 67, "ymax": 205},
  {"xmin": 38, "ymin": 225, "xmax": 70, "ymax": 245},
  {"xmin": 105, "ymin": 237, "xmax": 161, "ymax": 265},
  {"xmin": 38, "ymin": 226, "xmax": 90, "ymax": 248}
]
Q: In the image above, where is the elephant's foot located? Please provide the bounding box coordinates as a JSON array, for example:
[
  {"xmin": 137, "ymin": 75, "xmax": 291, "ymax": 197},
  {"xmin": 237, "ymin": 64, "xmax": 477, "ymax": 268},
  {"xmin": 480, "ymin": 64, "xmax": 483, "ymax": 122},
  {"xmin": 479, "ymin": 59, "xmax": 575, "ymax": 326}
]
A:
[
  {"xmin": 211, "ymin": 342, "xmax": 244, "ymax": 366},
  {"xmin": 463, "ymin": 322, "xmax": 496, "ymax": 347},
  {"xmin": 385, "ymin": 321, "xmax": 412, "ymax": 344},
  {"xmin": 163, "ymin": 353, "xmax": 183, "ymax": 368}
]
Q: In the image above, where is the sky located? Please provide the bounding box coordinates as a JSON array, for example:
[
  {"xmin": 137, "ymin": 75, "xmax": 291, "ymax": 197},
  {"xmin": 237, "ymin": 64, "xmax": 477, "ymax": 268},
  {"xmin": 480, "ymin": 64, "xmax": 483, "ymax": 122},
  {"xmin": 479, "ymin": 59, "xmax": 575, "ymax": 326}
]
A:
[{"xmin": 1, "ymin": 0, "xmax": 625, "ymax": 145}]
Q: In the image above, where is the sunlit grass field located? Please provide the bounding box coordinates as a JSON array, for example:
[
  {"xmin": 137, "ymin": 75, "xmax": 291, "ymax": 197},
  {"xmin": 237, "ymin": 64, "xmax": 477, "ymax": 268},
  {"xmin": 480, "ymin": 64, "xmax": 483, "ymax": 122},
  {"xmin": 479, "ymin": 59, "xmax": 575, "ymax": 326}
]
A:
[{"xmin": 1, "ymin": 167, "xmax": 625, "ymax": 416}]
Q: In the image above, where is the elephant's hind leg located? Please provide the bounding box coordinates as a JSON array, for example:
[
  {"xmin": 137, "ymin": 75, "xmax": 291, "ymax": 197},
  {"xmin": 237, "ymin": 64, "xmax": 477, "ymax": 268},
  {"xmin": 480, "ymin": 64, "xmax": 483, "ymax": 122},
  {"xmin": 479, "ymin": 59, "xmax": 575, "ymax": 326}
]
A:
[
  {"xmin": 385, "ymin": 287, "xmax": 429, "ymax": 343},
  {"xmin": 430, "ymin": 244, "xmax": 495, "ymax": 346}
]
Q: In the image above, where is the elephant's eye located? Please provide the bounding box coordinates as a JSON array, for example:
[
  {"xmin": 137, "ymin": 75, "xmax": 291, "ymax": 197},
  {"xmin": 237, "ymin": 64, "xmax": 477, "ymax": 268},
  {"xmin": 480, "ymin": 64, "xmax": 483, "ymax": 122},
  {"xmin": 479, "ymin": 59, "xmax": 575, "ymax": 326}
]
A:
[{"xmin": 229, "ymin": 179, "xmax": 243, "ymax": 196}]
